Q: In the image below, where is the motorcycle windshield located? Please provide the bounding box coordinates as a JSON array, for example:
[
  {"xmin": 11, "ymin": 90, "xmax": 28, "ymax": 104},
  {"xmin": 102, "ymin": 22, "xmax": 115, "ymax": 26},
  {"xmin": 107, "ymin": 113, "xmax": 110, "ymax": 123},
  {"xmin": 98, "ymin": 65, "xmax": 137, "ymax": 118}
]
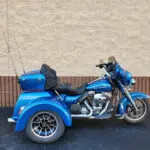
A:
[{"xmin": 115, "ymin": 64, "xmax": 132, "ymax": 86}]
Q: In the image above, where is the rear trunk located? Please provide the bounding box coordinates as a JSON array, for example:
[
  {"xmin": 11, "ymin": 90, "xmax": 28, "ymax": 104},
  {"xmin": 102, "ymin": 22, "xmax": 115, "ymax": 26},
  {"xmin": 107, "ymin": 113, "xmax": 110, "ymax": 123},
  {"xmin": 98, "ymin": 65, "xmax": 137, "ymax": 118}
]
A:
[
  {"xmin": 18, "ymin": 64, "xmax": 59, "ymax": 92},
  {"xmin": 18, "ymin": 70, "xmax": 46, "ymax": 91}
]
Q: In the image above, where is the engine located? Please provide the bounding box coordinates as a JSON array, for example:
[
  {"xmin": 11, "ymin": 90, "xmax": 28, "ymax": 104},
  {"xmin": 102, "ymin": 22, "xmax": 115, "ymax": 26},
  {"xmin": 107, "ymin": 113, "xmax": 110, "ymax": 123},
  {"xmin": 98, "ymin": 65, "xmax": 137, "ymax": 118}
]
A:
[
  {"xmin": 92, "ymin": 92, "xmax": 112, "ymax": 115},
  {"xmin": 70, "ymin": 92, "xmax": 112, "ymax": 116}
]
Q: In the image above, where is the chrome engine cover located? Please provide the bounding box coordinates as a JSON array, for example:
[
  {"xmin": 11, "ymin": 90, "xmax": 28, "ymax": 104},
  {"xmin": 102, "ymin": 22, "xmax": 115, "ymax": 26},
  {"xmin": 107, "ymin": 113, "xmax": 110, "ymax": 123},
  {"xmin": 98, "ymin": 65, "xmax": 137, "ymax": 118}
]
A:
[
  {"xmin": 94, "ymin": 93, "xmax": 106, "ymax": 100},
  {"xmin": 94, "ymin": 92, "xmax": 112, "ymax": 101},
  {"xmin": 92, "ymin": 92, "xmax": 112, "ymax": 115}
]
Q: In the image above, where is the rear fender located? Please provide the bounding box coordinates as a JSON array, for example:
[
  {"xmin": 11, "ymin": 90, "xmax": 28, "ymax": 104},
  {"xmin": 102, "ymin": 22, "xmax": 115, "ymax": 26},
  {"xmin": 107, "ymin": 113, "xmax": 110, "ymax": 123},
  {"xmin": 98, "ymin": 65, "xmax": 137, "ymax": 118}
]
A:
[
  {"xmin": 118, "ymin": 92, "xmax": 150, "ymax": 115},
  {"xmin": 15, "ymin": 97, "xmax": 72, "ymax": 131}
]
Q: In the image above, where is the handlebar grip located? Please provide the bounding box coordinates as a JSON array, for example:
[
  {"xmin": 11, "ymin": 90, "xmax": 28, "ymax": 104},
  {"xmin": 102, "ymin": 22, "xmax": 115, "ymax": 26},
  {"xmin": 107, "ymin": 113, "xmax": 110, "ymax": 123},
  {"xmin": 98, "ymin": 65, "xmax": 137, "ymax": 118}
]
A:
[
  {"xmin": 96, "ymin": 64, "xmax": 104, "ymax": 68},
  {"xmin": 99, "ymin": 64, "xmax": 104, "ymax": 68}
]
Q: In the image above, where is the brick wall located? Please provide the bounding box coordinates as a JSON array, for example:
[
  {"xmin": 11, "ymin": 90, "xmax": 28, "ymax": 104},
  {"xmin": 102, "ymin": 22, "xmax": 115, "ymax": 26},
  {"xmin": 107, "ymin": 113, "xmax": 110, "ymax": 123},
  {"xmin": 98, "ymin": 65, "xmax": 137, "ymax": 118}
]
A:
[{"xmin": 0, "ymin": 76, "xmax": 150, "ymax": 107}]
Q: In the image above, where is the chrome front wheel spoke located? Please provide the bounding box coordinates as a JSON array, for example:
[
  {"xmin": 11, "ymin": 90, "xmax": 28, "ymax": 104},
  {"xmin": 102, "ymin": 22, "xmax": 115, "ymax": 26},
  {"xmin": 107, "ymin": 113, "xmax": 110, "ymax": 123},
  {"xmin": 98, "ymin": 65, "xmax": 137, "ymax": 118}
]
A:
[{"xmin": 125, "ymin": 100, "xmax": 147, "ymax": 120}]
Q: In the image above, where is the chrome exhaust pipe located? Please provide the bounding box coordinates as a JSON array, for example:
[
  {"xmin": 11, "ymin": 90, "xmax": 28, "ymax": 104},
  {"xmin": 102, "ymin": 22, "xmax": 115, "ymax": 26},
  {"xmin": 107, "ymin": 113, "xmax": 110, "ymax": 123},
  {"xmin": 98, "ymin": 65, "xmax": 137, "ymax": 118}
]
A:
[
  {"xmin": 89, "ymin": 101, "xmax": 110, "ymax": 119},
  {"xmin": 71, "ymin": 99, "xmax": 110, "ymax": 119},
  {"xmin": 71, "ymin": 101, "xmax": 93, "ymax": 118},
  {"xmin": 98, "ymin": 101, "xmax": 110, "ymax": 116}
]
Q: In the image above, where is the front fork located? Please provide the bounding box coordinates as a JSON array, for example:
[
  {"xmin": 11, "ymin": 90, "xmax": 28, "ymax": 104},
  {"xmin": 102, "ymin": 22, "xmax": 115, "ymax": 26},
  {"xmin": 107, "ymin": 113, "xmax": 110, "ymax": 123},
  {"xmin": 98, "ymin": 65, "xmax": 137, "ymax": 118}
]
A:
[{"xmin": 124, "ymin": 88, "xmax": 139, "ymax": 112}]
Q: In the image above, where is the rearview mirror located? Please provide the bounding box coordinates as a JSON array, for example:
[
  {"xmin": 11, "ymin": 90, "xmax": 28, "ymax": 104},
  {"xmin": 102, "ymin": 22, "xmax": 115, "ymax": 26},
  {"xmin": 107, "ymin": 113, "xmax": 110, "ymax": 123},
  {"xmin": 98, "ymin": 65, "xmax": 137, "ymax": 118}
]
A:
[{"xmin": 100, "ymin": 59, "xmax": 104, "ymax": 64}]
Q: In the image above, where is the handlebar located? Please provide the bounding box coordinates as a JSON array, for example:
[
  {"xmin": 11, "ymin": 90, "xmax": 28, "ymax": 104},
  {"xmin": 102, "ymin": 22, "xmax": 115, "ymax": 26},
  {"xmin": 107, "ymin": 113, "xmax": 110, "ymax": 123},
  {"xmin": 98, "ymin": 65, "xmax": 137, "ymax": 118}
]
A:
[
  {"xmin": 96, "ymin": 62, "xmax": 116, "ymax": 73},
  {"xmin": 96, "ymin": 64, "xmax": 101, "ymax": 68},
  {"xmin": 95, "ymin": 63, "xmax": 106, "ymax": 68}
]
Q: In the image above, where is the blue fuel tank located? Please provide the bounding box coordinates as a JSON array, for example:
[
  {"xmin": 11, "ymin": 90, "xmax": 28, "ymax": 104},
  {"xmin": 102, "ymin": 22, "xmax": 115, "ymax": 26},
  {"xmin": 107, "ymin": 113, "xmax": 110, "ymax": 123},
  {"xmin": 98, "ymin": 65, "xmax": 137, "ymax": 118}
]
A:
[{"xmin": 86, "ymin": 78, "xmax": 112, "ymax": 92}]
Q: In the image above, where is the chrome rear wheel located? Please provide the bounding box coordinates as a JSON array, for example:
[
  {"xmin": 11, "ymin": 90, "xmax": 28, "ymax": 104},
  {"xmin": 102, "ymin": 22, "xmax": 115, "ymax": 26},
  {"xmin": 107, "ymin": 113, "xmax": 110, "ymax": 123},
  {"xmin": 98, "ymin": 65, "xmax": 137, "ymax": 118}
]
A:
[
  {"xmin": 25, "ymin": 111, "xmax": 65, "ymax": 143},
  {"xmin": 31, "ymin": 112, "xmax": 58, "ymax": 138}
]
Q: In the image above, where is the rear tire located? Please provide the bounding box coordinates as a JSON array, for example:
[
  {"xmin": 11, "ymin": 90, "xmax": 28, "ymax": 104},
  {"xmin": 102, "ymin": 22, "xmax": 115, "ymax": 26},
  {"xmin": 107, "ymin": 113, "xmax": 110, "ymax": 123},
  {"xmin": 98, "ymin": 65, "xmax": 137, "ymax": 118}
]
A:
[
  {"xmin": 25, "ymin": 111, "xmax": 65, "ymax": 143},
  {"xmin": 124, "ymin": 99, "xmax": 149, "ymax": 124}
]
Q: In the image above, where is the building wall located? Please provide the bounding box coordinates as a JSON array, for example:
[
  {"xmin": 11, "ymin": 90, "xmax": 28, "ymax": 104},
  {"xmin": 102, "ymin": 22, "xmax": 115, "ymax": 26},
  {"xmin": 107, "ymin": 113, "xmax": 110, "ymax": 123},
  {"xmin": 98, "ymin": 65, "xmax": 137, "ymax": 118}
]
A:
[
  {"xmin": 0, "ymin": 0, "xmax": 150, "ymax": 76},
  {"xmin": 0, "ymin": 76, "xmax": 150, "ymax": 106}
]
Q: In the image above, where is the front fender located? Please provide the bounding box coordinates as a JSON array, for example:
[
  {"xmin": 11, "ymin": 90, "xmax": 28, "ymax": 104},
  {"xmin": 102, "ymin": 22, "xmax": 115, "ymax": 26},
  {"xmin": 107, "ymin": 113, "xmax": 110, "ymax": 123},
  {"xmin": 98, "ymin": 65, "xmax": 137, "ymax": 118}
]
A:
[
  {"xmin": 118, "ymin": 92, "xmax": 150, "ymax": 115},
  {"xmin": 15, "ymin": 97, "xmax": 72, "ymax": 131}
]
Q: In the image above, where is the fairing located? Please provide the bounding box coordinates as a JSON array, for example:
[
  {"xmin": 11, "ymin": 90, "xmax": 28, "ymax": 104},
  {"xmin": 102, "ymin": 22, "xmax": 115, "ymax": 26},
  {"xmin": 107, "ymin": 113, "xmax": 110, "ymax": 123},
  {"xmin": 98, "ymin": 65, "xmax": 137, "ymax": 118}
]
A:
[{"xmin": 115, "ymin": 64, "xmax": 132, "ymax": 86}]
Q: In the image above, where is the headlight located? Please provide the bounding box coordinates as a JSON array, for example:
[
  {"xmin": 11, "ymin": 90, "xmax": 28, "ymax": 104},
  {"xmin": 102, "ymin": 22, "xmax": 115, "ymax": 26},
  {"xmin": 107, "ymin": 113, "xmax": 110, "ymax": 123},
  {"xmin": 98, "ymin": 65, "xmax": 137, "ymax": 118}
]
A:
[{"xmin": 131, "ymin": 78, "xmax": 136, "ymax": 85}]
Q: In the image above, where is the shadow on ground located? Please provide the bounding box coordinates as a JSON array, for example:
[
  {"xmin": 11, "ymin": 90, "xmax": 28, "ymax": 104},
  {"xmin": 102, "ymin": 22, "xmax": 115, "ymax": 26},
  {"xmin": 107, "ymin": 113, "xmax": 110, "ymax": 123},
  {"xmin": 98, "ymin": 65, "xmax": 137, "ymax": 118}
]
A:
[{"xmin": 0, "ymin": 107, "xmax": 150, "ymax": 150}]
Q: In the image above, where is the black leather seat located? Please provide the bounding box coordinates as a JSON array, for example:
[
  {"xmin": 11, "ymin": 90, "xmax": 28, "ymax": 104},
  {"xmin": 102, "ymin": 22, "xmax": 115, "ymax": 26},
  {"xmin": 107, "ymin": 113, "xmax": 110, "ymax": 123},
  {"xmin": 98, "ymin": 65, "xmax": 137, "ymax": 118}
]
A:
[
  {"xmin": 55, "ymin": 83, "xmax": 87, "ymax": 96},
  {"xmin": 40, "ymin": 64, "xmax": 87, "ymax": 95}
]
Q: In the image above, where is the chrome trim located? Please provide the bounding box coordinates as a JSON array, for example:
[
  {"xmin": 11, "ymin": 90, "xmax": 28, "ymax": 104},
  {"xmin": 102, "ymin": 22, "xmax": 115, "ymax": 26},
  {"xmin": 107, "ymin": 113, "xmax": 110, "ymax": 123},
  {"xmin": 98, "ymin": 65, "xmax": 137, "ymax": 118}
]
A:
[
  {"xmin": 55, "ymin": 90, "xmax": 63, "ymax": 101},
  {"xmin": 98, "ymin": 101, "xmax": 110, "ymax": 116},
  {"xmin": 131, "ymin": 78, "xmax": 136, "ymax": 85},
  {"xmin": 71, "ymin": 101, "xmax": 93, "ymax": 118},
  {"xmin": 8, "ymin": 118, "xmax": 16, "ymax": 123},
  {"xmin": 124, "ymin": 88, "xmax": 138, "ymax": 111},
  {"xmin": 89, "ymin": 101, "xmax": 110, "ymax": 119},
  {"xmin": 116, "ymin": 115, "xmax": 125, "ymax": 119},
  {"xmin": 18, "ymin": 106, "xmax": 25, "ymax": 114},
  {"xmin": 71, "ymin": 101, "xmax": 110, "ymax": 119},
  {"xmin": 88, "ymin": 77, "xmax": 103, "ymax": 84}
]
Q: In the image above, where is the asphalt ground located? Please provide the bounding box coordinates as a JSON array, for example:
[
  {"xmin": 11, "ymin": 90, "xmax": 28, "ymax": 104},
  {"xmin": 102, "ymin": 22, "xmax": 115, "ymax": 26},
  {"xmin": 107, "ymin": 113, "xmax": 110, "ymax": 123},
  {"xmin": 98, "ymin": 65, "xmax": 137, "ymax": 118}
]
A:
[{"xmin": 0, "ymin": 107, "xmax": 150, "ymax": 150}]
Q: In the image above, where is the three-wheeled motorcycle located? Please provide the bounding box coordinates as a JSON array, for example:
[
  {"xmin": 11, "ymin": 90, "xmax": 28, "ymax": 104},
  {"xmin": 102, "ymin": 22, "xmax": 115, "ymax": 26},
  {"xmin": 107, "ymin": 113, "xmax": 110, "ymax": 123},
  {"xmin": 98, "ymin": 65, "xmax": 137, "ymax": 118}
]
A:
[{"xmin": 8, "ymin": 56, "xmax": 149, "ymax": 143}]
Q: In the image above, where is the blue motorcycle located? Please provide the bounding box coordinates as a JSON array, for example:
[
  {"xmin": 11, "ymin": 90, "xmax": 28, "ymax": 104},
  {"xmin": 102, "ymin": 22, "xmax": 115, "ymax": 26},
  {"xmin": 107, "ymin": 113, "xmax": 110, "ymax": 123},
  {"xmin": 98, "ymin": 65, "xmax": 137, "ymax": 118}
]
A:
[{"xmin": 8, "ymin": 56, "xmax": 149, "ymax": 143}]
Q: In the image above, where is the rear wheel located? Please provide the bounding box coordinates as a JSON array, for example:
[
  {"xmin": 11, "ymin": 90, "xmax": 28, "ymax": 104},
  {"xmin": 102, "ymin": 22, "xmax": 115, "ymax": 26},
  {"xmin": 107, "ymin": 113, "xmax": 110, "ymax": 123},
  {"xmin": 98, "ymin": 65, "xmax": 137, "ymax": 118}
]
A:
[
  {"xmin": 25, "ymin": 111, "xmax": 65, "ymax": 143},
  {"xmin": 124, "ymin": 99, "xmax": 149, "ymax": 124}
]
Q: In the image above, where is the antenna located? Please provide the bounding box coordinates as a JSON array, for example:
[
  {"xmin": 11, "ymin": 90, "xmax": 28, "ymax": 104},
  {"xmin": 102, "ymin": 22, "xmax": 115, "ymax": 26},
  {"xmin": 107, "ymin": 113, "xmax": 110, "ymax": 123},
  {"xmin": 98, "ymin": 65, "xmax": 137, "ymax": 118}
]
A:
[
  {"xmin": 14, "ymin": 38, "xmax": 25, "ymax": 74},
  {"xmin": 3, "ymin": 32, "xmax": 18, "ymax": 78}
]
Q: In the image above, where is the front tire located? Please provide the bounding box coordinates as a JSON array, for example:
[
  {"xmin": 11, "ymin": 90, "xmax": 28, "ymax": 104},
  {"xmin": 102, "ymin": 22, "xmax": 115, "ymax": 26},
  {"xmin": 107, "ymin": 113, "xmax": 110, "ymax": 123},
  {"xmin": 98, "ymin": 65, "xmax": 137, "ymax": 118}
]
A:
[
  {"xmin": 25, "ymin": 111, "xmax": 65, "ymax": 143},
  {"xmin": 124, "ymin": 99, "xmax": 149, "ymax": 124}
]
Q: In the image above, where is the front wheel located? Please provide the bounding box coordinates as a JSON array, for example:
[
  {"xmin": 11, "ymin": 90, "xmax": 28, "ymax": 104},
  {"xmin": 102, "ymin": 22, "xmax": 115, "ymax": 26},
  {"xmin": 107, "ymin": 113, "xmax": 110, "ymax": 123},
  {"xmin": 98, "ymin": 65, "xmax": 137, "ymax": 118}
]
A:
[
  {"xmin": 25, "ymin": 111, "xmax": 65, "ymax": 143},
  {"xmin": 124, "ymin": 99, "xmax": 149, "ymax": 124}
]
